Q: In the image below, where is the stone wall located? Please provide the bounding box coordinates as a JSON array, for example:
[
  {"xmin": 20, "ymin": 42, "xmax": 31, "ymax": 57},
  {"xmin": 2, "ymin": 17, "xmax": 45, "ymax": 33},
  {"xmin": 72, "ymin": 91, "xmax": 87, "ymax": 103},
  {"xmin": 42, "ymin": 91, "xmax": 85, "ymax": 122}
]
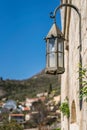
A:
[{"xmin": 61, "ymin": 0, "xmax": 87, "ymax": 130}]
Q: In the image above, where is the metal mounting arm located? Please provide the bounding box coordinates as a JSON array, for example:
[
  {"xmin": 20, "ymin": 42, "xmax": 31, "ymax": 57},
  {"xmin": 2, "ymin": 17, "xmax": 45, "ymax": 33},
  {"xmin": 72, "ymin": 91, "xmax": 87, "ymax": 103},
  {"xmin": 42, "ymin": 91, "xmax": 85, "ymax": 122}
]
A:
[{"xmin": 50, "ymin": 3, "xmax": 82, "ymax": 51}]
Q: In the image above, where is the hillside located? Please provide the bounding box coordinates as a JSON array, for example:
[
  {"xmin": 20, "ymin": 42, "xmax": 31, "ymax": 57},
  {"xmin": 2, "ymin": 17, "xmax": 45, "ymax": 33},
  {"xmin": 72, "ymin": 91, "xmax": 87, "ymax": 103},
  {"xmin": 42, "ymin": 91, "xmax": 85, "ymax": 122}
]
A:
[{"xmin": 0, "ymin": 70, "xmax": 61, "ymax": 101}]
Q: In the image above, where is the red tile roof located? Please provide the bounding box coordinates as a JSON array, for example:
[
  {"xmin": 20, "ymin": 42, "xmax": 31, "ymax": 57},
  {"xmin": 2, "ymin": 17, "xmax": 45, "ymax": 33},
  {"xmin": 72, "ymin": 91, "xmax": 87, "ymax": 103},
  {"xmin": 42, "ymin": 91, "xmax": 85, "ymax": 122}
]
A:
[
  {"xmin": 23, "ymin": 107, "xmax": 30, "ymax": 111},
  {"xmin": 9, "ymin": 114, "xmax": 24, "ymax": 117}
]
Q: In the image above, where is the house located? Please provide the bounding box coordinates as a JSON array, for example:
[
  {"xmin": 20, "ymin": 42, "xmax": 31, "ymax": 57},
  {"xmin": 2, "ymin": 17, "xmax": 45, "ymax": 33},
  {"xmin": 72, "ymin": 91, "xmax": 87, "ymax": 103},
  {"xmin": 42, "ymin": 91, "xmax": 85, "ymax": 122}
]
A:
[
  {"xmin": 9, "ymin": 113, "xmax": 25, "ymax": 123},
  {"xmin": 36, "ymin": 92, "xmax": 48, "ymax": 97},
  {"xmin": 53, "ymin": 95, "xmax": 61, "ymax": 105},
  {"xmin": 22, "ymin": 106, "xmax": 30, "ymax": 111},
  {"xmin": 25, "ymin": 97, "xmax": 46, "ymax": 108},
  {"xmin": 25, "ymin": 98, "xmax": 39, "ymax": 107},
  {"xmin": 22, "ymin": 106, "xmax": 31, "ymax": 121}
]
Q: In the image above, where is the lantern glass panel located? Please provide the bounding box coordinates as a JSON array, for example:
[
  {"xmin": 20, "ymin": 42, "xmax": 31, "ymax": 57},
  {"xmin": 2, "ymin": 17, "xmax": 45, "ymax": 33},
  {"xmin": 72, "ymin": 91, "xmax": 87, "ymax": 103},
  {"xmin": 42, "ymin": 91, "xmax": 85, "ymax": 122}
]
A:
[
  {"xmin": 48, "ymin": 53, "xmax": 56, "ymax": 67},
  {"xmin": 58, "ymin": 52, "xmax": 63, "ymax": 68},
  {"xmin": 48, "ymin": 39, "xmax": 55, "ymax": 52},
  {"xmin": 58, "ymin": 41, "xmax": 63, "ymax": 52},
  {"xmin": 47, "ymin": 38, "xmax": 56, "ymax": 67}
]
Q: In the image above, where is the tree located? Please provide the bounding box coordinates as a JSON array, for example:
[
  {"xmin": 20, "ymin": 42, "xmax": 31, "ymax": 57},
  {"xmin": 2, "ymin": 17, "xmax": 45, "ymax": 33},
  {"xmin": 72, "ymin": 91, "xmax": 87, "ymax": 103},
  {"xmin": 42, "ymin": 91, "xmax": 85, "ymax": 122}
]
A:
[
  {"xmin": 48, "ymin": 84, "xmax": 53, "ymax": 94},
  {"xmin": 31, "ymin": 100, "xmax": 49, "ymax": 129},
  {"xmin": 0, "ymin": 77, "xmax": 3, "ymax": 81}
]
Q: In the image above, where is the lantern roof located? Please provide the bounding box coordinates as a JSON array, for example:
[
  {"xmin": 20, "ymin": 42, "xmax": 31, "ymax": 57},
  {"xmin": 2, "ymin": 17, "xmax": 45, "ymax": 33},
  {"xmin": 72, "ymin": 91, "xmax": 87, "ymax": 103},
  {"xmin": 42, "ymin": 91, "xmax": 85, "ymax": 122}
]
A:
[{"xmin": 46, "ymin": 23, "xmax": 64, "ymax": 39}]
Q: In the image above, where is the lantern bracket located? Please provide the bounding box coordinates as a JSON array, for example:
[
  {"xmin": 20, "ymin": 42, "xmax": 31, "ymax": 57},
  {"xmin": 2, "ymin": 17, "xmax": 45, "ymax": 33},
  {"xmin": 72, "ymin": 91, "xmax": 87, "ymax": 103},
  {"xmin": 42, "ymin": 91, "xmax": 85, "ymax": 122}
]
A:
[{"xmin": 50, "ymin": 3, "xmax": 82, "ymax": 51}]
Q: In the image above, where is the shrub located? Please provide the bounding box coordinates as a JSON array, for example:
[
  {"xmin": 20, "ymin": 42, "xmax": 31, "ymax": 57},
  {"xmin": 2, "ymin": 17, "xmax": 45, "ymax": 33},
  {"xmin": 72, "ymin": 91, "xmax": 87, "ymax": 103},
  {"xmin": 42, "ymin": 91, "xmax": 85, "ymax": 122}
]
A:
[
  {"xmin": 60, "ymin": 101, "xmax": 70, "ymax": 118},
  {"xmin": 53, "ymin": 128, "xmax": 61, "ymax": 130}
]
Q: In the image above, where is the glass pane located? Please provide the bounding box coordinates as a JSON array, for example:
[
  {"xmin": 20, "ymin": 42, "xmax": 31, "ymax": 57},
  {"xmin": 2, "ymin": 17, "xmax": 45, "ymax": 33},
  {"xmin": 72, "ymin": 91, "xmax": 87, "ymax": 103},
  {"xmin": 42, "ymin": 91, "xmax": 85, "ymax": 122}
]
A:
[
  {"xmin": 58, "ymin": 42, "xmax": 63, "ymax": 52},
  {"xmin": 58, "ymin": 53, "xmax": 63, "ymax": 67},
  {"xmin": 48, "ymin": 39, "xmax": 55, "ymax": 52},
  {"xmin": 48, "ymin": 53, "xmax": 56, "ymax": 67},
  {"xmin": 46, "ymin": 55, "xmax": 48, "ymax": 68}
]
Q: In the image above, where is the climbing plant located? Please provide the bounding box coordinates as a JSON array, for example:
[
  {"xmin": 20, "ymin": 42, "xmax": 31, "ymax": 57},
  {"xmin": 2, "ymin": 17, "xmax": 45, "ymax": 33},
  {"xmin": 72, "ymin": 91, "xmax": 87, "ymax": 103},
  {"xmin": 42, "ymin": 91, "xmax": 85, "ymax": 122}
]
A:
[
  {"xmin": 79, "ymin": 64, "xmax": 87, "ymax": 101},
  {"xmin": 60, "ymin": 100, "xmax": 70, "ymax": 118}
]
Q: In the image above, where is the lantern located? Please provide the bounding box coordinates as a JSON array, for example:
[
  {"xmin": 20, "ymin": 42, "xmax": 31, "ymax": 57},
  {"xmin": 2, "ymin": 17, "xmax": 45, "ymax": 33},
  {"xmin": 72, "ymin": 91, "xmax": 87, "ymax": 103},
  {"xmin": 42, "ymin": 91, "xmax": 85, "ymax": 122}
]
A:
[{"xmin": 45, "ymin": 23, "xmax": 65, "ymax": 74}]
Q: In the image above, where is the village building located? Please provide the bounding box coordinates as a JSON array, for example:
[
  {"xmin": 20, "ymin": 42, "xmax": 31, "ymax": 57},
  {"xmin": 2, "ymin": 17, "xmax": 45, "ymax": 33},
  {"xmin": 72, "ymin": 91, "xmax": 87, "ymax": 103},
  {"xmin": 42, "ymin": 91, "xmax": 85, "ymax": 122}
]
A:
[
  {"xmin": 9, "ymin": 113, "xmax": 25, "ymax": 123},
  {"xmin": 25, "ymin": 97, "xmax": 46, "ymax": 108}
]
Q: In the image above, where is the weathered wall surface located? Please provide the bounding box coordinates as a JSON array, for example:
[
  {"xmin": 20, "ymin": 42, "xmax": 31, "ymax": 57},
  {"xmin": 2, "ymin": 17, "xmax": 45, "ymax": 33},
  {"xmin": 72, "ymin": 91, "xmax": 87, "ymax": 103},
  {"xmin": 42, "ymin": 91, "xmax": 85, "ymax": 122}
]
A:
[
  {"xmin": 81, "ymin": 0, "xmax": 87, "ymax": 130},
  {"xmin": 61, "ymin": 0, "xmax": 87, "ymax": 130}
]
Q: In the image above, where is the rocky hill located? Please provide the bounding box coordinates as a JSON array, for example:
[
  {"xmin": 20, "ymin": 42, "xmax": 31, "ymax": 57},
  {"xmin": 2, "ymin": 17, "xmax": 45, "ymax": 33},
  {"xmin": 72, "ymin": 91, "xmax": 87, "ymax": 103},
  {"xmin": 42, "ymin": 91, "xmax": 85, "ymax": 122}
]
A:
[{"xmin": 0, "ymin": 70, "xmax": 61, "ymax": 101}]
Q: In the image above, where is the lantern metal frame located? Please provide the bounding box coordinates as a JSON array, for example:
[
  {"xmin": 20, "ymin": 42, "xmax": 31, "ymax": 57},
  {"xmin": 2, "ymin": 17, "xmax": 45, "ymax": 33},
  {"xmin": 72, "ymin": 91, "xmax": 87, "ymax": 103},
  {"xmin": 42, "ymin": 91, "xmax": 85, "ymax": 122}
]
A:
[{"xmin": 45, "ymin": 23, "xmax": 65, "ymax": 75}]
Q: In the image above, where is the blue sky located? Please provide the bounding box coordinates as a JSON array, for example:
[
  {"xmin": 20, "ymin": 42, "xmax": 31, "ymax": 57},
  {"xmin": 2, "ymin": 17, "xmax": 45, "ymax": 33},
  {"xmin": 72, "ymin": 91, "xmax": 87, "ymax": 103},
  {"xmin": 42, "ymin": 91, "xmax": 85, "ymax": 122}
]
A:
[{"xmin": 0, "ymin": 0, "xmax": 61, "ymax": 80}]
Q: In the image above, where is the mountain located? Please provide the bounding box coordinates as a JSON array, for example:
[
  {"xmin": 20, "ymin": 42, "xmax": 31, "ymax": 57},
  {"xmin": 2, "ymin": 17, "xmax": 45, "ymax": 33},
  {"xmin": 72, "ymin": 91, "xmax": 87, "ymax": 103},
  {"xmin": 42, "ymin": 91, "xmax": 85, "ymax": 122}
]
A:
[{"xmin": 0, "ymin": 70, "xmax": 61, "ymax": 101}]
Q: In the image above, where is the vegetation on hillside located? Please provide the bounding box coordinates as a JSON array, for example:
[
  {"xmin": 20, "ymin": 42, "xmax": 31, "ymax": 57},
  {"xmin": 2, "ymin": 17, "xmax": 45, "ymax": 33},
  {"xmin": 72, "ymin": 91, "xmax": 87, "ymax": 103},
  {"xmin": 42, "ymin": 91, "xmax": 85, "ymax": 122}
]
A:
[{"xmin": 0, "ymin": 70, "xmax": 60, "ymax": 101}]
